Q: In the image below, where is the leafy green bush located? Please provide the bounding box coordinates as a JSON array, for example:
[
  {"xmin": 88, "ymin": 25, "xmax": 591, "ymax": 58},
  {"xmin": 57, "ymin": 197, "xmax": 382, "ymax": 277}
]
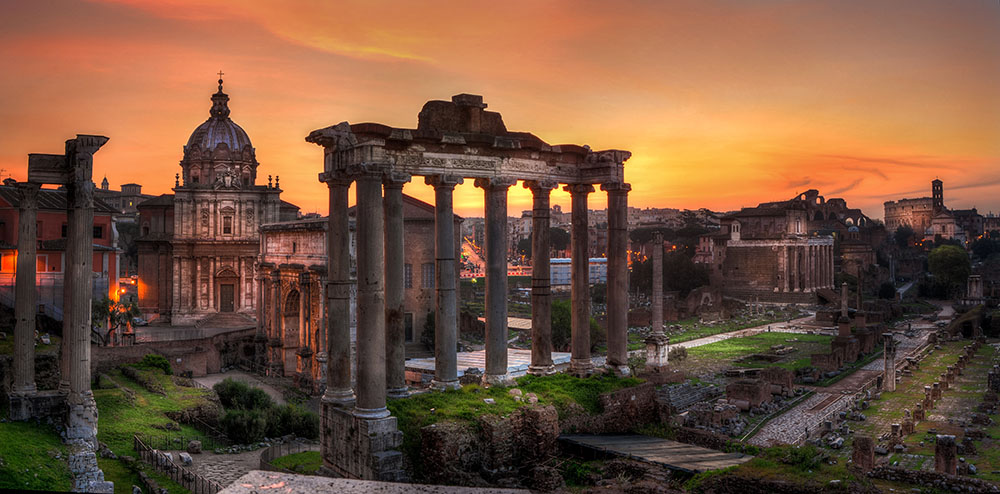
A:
[
  {"xmin": 213, "ymin": 378, "xmax": 273, "ymax": 410},
  {"xmin": 135, "ymin": 354, "xmax": 172, "ymax": 375},
  {"xmin": 668, "ymin": 345, "xmax": 688, "ymax": 361},
  {"xmin": 220, "ymin": 409, "xmax": 267, "ymax": 444}
]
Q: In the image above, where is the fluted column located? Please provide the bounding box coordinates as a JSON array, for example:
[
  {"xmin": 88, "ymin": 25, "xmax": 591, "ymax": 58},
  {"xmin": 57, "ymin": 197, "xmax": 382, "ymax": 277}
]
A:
[
  {"xmin": 384, "ymin": 173, "xmax": 410, "ymax": 398},
  {"xmin": 354, "ymin": 167, "xmax": 389, "ymax": 418},
  {"xmin": 12, "ymin": 183, "xmax": 40, "ymax": 395},
  {"xmin": 603, "ymin": 182, "xmax": 630, "ymax": 375},
  {"xmin": 804, "ymin": 245, "xmax": 813, "ymax": 292},
  {"xmin": 476, "ymin": 177, "xmax": 516, "ymax": 386},
  {"xmin": 526, "ymin": 180, "xmax": 557, "ymax": 375},
  {"xmin": 271, "ymin": 269, "xmax": 282, "ymax": 375},
  {"xmin": 322, "ymin": 175, "xmax": 356, "ymax": 406},
  {"xmin": 566, "ymin": 184, "xmax": 595, "ymax": 376},
  {"xmin": 790, "ymin": 247, "xmax": 800, "ymax": 292},
  {"xmin": 781, "ymin": 245, "xmax": 790, "ymax": 292},
  {"xmin": 427, "ymin": 174, "xmax": 463, "ymax": 390}
]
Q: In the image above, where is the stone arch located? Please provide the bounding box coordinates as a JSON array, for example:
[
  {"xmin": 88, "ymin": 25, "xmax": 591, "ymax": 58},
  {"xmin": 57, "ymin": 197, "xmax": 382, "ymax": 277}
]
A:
[
  {"xmin": 283, "ymin": 289, "xmax": 301, "ymax": 347},
  {"xmin": 845, "ymin": 217, "xmax": 855, "ymax": 226},
  {"xmin": 814, "ymin": 211, "xmax": 824, "ymax": 221}
]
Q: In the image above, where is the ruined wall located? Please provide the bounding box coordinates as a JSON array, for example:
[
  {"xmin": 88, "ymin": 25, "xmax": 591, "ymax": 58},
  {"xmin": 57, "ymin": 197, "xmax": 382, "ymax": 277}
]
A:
[
  {"xmin": 560, "ymin": 383, "xmax": 664, "ymax": 434},
  {"xmin": 868, "ymin": 466, "xmax": 1000, "ymax": 493},
  {"xmin": 91, "ymin": 328, "xmax": 254, "ymax": 377}
]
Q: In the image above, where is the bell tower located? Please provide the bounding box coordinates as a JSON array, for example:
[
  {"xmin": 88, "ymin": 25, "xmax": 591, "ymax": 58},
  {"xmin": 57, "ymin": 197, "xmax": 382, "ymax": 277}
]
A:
[{"xmin": 932, "ymin": 179, "xmax": 943, "ymax": 212}]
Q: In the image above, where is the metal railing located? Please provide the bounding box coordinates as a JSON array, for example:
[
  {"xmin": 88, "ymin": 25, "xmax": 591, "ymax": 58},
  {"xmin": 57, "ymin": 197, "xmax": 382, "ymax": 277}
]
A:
[
  {"xmin": 133, "ymin": 434, "xmax": 224, "ymax": 494},
  {"xmin": 138, "ymin": 431, "xmax": 229, "ymax": 453}
]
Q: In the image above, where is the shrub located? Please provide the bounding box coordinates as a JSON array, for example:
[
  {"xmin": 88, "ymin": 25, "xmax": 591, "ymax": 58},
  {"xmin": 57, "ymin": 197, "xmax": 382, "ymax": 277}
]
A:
[
  {"xmin": 220, "ymin": 409, "xmax": 267, "ymax": 444},
  {"xmin": 878, "ymin": 282, "xmax": 896, "ymax": 300},
  {"xmin": 213, "ymin": 378, "xmax": 273, "ymax": 410},
  {"xmin": 668, "ymin": 346, "xmax": 688, "ymax": 361},
  {"xmin": 135, "ymin": 354, "xmax": 172, "ymax": 375}
]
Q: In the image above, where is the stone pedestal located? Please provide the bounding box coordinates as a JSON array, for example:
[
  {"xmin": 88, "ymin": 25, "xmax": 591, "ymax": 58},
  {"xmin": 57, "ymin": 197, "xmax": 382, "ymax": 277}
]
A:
[
  {"xmin": 852, "ymin": 435, "xmax": 875, "ymax": 472},
  {"xmin": 645, "ymin": 334, "xmax": 669, "ymax": 370},
  {"xmin": 932, "ymin": 382, "xmax": 941, "ymax": 400},
  {"xmin": 8, "ymin": 390, "xmax": 66, "ymax": 422},
  {"xmin": 914, "ymin": 404, "xmax": 925, "ymax": 421},
  {"xmin": 883, "ymin": 336, "xmax": 897, "ymax": 392},
  {"xmin": 321, "ymin": 404, "xmax": 406, "ymax": 481},
  {"xmin": 935, "ymin": 435, "xmax": 957, "ymax": 475}
]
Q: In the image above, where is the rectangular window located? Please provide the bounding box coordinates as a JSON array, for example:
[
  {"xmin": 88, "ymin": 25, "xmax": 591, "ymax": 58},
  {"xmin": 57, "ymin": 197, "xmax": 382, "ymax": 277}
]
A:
[
  {"xmin": 223, "ymin": 216, "xmax": 233, "ymax": 235},
  {"xmin": 36, "ymin": 254, "xmax": 46, "ymax": 272},
  {"xmin": 61, "ymin": 224, "xmax": 68, "ymax": 238},
  {"xmin": 404, "ymin": 313, "xmax": 414, "ymax": 343},
  {"xmin": 421, "ymin": 263, "xmax": 435, "ymax": 288},
  {"xmin": 404, "ymin": 263, "xmax": 413, "ymax": 289},
  {"xmin": 93, "ymin": 225, "xmax": 103, "ymax": 239}
]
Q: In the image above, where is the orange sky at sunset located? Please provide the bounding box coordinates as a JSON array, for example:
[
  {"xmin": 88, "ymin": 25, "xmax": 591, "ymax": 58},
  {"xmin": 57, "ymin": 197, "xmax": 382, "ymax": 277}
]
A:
[{"xmin": 1, "ymin": 0, "xmax": 997, "ymax": 220}]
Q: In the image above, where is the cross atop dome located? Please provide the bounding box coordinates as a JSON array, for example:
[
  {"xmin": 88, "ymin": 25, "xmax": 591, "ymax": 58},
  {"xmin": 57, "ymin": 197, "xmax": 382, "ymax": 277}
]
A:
[{"xmin": 217, "ymin": 70, "xmax": 224, "ymax": 92}]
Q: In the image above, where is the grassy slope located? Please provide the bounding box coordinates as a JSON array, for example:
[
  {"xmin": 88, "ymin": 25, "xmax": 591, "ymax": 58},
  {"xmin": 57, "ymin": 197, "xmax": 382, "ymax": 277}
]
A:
[
  {"xmin": 667, "ymin": 308, "xmax": 804, "ymax": 345},
  {"xmin": 94, "ymin": 368, "xmax": 216, "ymax": 494},
  {"xmin": 0, "ymin": 334, "xmax": 61, "ymax": 355},
  {"xmin": 0, "ymin": 416, "xmax": 73, "ymax": 491}
]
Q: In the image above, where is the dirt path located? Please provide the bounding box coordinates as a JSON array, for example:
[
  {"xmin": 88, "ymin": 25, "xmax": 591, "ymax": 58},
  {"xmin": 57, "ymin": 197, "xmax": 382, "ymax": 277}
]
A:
[{"xmin": 673, "ymin": 315, "xmax": 822, "ymax": 350}]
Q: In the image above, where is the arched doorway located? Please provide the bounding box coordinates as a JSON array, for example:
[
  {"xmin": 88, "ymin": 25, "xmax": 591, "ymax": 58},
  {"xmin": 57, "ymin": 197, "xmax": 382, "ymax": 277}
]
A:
[{"xmin": 282, "ymin": 289, "xmax": 301, "ymax": 375}]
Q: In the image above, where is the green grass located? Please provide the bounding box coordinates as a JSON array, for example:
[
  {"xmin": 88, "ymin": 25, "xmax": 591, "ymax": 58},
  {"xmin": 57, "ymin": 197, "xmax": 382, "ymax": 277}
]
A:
[
  {"xmin": 685, "ymin": 444, "xmax": 860, "ymax": 493},
  {"xmin": 686, "ymin": 332, "xmax": 832, "ymax": 371},
  {"xmin": 0, "ymin": 334, "xmax": 61, "ymax": 355},
  {"xmin": 270, "ymin": 450, "xmax": 322, "ymax": 474},
  {"xmin": 665, "ymin": 309, "xmax": 805, "ymax": 345},
  {"xmin": 0, "ymin": 417, "xmax": 73, "ymax": 491}
]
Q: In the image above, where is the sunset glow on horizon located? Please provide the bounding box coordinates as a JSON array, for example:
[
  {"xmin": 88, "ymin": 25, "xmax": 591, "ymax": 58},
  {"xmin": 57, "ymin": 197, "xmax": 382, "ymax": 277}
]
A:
[{"xmin": 2, "ymin": 0, "xmax": 998, "ymax": 219}]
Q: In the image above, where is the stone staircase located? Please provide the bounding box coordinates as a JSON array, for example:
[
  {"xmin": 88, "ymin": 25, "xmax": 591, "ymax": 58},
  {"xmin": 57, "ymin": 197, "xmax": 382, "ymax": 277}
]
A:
[{"xmin": 195, "ymin": 312, "xmax": 256, "ymax": 330}]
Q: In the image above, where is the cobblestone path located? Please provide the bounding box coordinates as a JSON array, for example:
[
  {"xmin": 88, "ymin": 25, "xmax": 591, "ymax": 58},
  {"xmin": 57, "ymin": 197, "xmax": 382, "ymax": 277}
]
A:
[{"xmin": 164, "ymin": 443, "xmax": 320, "ymax": 488}]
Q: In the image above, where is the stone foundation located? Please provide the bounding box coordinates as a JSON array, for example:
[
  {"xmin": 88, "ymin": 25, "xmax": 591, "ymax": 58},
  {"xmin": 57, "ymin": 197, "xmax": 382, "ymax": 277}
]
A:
[
  {"xmin": 7, "ymin": 389, "xmax": 67, "ymax": 421},
  {"xmin": 321, "ymin": 404, "xmax": 405, "ymax": 481}
]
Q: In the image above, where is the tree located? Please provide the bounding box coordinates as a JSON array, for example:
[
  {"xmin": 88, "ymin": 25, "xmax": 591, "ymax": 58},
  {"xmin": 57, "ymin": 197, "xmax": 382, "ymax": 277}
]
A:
[
  {"xmin": 893, "ymin": 225, "xmax": 914, "ymax": 249},
  {"xmin": 877, "ymin": 282, "xmax": 896, "ymax": 300},
  {"xmin": 516, "ymin": 237, "xmax": 532, "ymax": 259},
  {"xmin": 550, "ymin": 227, "xmax": 570, "ymax": 252},
  {"xmin": 629, "ymin": 251, "xmax": 709, "ymax": 298},
  {"xmin": 928, "ymin": 244, "xmax": 971, "ymax": 296},
  {"xmin": 91, "ymin": 296, "xmax": 140, "ymax": 346},
  {"xmin": 971, "ymin": 237, "xmax": 997, "ymax": 260}
]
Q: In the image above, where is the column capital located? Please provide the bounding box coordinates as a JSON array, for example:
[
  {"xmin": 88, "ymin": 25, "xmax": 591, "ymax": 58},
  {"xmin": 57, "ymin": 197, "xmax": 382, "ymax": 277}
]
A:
[
  {"xmin": 383, "ymin": 172, "xmax": 411, "ymax": 188},
  {"xmin": 15, "ymin": 182, "xmax": 41, "ymax": 207},
  {"xmin": 473, "ymin": 177, "xmax": 517, "ymax": 190},
  {"xmin": 346, "ymin": 162, "xmax": 390, "ymax": 179},
  {"xmin": 523, "ymin": 180, "xmax": 559, "ymax": 192},
  {"xmin": 601, "ymin": 182, "xmax": 631, "ymax": 193},
  {"xmin": 564, "ymin": 183, "xmax": 595, "ymax": 195},
  {"xmin": 271, "ymin": 269, "xmax": 282, "ymax": 281},
  {"xmin": 319, "ymin": 171, "xmax": 354, "ymax": 187},
  {"xmin": 425, "ymin": 174, "xmax": 464, "ymax": 189}
]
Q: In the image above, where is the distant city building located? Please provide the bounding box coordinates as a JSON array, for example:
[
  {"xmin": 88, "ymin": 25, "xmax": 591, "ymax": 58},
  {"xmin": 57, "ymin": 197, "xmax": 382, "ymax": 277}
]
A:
[
  {"xmin": 884, "ymin": 180, "xmax": 981, "ymax": 243},
  {"xmin": 136, "ymin": 77, "xmax": 298, "ymax": 326},
  {"xmin": 94, "ymin": 179, "xmax": 155, "ymax": 220},
  {"xmin": 550, "ymin": 257, "xmax": 607, "ymax": 286},
  {"xmin": 0, "ymin": 183, "xmax": 119, "ymax": 320}
]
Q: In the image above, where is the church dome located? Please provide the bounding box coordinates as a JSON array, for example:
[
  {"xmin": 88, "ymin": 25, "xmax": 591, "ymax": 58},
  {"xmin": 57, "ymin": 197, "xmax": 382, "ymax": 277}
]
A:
[{"xmin": 184, "ymin": 78, "xmax": 253, "ymax": 154}]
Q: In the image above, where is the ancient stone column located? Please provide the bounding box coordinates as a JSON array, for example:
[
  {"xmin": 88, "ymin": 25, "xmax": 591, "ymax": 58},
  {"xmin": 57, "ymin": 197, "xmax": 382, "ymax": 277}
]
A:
[
  {"xmin": 790, "ymin": 247, "xmax": 799, "ymax": 292},
  {"xmin": 321, "ymin": 174, "xmax": 354, "ymax": 407},
  {"xmin": 383, "ymin": 173, "xmax": 410, "ymax": 398},
  {"xmin": 646, "ymin": 231, "xmax": 669, "ymax": 370},
  {"xmin": 427, "ymin": 175, "xmax": 463, "ymax": 390},
  {"xmin": 838, "ymin": 282, "xmax": 851, "ymax": 337},
  {"xmin": 476, "ymin": 177, "xmax": 516, "ymax": 386},
  {"xmin": 852, "ymin": 435, "xmax": 875, "ymax": 473},
  {"xmin": 64, "ymin": 135, "xmax": 108, "ymax": 443},
  {"xmin": 883, "ymin": 334, "xmax": 897, "ymax": 392},
  {"xmin": 271, "ymin": 269, "xmax": 283, "ymax": 376},
  {"xmin": 935, "ymin": 435, "xmax": 957, "ymax": 475},
  {"xmin": 322, "ymin": 176, "xmax": 355, "ymax": 405},
  {"xmin": 254, "ymin": 271, "xmax": 268, "ymax": 372},
  {"xmin": 526, "ymin": 181, "xmax": 557, "ymax": 376},
  {"xmin": 603, "ymin": 182, "xmax": 630, "ymax": 375},
  {"xmin": 782, "ymin": 245, "xmax": 790, "ymax": 292},
  {"xmin": 651, "ymin": 232, "xmax": 664, "ymax": 336},
  {"xmin": 12, "ymin": 182, "xmax": 41, "ymax": 395},
  {"xmin": 354, "ymin": 168, "xmax": 389, "ymax": 418},
  {"xmin": 566, "ymin": 184, "xmax": 595, "ymax": 376},
  {"xmin": 932, "ymin": 382, "xmax": 941, "ymax": 400},
  {"xmin": 804, "ymin": 245, "xmax": 813, "ymax": 292},
  {"xmin": 298, "ymin": 271, "xmax": 314, "ymax": 388}
]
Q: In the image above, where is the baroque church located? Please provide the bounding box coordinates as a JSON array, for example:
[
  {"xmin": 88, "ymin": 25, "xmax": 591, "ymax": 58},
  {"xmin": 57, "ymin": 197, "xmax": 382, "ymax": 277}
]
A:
[{"xmin": 136, "ymin": 77, "xmax": 298, "ymax": 326}]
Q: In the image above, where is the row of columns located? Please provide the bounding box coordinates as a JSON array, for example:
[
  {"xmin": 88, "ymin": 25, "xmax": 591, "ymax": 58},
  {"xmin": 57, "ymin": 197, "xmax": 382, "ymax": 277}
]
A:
[{"xmin": 781, "ymin": 243, "xmax": 834, "ymax": 293}]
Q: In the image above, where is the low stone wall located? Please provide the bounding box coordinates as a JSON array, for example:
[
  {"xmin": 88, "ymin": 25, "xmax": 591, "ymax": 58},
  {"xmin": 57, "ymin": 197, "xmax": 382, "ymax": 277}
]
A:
[
  {"xmin": 0, "ymin": 353, "xmax": 61, "ymax": 393},
  {"xmin": 868, "ymin": 466, "xmax": 1000, "ymax": 493},
  {"xmin": 560, "ymin": 383, "xmax": 664, "ymax": 434},
  {"xmin": 419, "ymin": 405, "xmax": 559, "ymax": 488},
  {"xmin": 673, "ymin": 426, "xmax": 732, "ymax": 451},
  {"xmin": 92, "ymin": 328, "xmax": 254, "ymax": 377}
]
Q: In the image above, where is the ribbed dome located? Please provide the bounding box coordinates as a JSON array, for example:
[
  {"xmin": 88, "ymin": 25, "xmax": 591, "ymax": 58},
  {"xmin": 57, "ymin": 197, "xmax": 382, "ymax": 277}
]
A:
[{"xmin": 184, "ymin": 78, "xmax": 253, "ymax": 153}]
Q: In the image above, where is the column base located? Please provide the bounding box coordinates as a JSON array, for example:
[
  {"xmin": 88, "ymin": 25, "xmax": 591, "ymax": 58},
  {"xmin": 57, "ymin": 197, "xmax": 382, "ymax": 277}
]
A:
[
  {"xmin": 569, "ymin": 358, "xmax": 595, "ymax": 377},
  {"xmin": 527, "ymin": 364, "xmax": 556, "ymax": 376},
  {"xmin": 386, "ymin": 386, "xmax": 410, "ymax": 399},
  {"xmin": 353, "ymin": 406, "xmax": 391, "ymax": 419},
  {"xmin": 605, "ymin": 364, "xmax": 631, "ymax": 377},
  {"xmin": 430, "ymin": 379, "xmax": 462, "ymax": 391},
  {"xmin": 321, "ymin": 404, "xmax": 406, "ymax": 481},
  {"xmin": 11, "ymin": 383, "xmax": 37, "ymax": 395},
  {"xmin": 322, "ymin": 388, "xmax": 357, "ymax": 408},
  {"xmin": 64, "ymin": 393, "xmax": 99, "ymax": 446},
  {"xmin": 7, "ymin": 389, "xmax": 66, "ymax": 421},
  {"xmin": 481, "ymin": 373, "xmax": 516, "ymax": 387}
]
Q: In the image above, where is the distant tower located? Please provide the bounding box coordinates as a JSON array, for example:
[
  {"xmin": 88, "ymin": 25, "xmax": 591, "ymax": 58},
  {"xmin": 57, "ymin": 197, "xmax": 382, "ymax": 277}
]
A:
[
  {"xmin": 101, "ymin": 176, "xmax": 109, "ymax": 190},
  {"xmin": 932, "ymin": 179, "xmax": 944, "ymax": 212}
]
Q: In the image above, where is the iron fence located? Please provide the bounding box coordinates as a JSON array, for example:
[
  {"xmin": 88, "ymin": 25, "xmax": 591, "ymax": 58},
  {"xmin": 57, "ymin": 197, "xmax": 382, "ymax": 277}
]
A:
[
  {"xmin": 133, "ymin": 434, "xmax": 224, "ymax": 494},
  {"xmin": 139, "ymin": 431, "xmax": 229, "ymax": 453}
]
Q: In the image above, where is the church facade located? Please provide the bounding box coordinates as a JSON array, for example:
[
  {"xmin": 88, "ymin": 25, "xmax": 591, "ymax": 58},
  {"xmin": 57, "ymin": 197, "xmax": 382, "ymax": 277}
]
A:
[{"xmin": 137, "ymin": 78, "xmax": 298, "ymax": 326}]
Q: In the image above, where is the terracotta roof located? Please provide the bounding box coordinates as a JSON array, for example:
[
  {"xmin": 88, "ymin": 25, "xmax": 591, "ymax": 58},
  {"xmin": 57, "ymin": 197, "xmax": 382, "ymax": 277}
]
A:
[
  {"xmin": 137, "ymin": 194, "xmax": 175, "ymax": 208},
  {"xmin": 0, "ymin": 185, "xmax": 116, "ymax": 213}
]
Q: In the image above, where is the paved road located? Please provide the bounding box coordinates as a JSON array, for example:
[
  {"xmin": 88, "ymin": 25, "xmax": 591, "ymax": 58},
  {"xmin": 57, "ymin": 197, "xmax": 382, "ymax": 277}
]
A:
[{"xmin": 747, "ymin": 307, "xmax": 951, "ymax": 447}]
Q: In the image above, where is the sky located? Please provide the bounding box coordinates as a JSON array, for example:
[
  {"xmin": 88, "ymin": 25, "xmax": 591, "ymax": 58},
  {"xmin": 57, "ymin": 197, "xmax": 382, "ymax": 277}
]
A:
[{"xmin": 1, "ymin": 0, "xmax": 998, "ymax": 220}]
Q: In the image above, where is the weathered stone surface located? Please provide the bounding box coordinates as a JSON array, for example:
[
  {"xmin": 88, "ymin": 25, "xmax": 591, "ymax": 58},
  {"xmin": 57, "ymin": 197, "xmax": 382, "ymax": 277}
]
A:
[
  {"xmin": 851, "ymin": 435, "xmax": 875, "ymax": 472},
  {"xmin": 935, "ymin": 435, "xmax": 958, "ymax": 475},
  {"xmin": 219, "ymin": 470, "xmax": 526, "ymax": 494},
  {"xmin": 187, "ymin": 440, "xmax": 202, "ymax": 454}
]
